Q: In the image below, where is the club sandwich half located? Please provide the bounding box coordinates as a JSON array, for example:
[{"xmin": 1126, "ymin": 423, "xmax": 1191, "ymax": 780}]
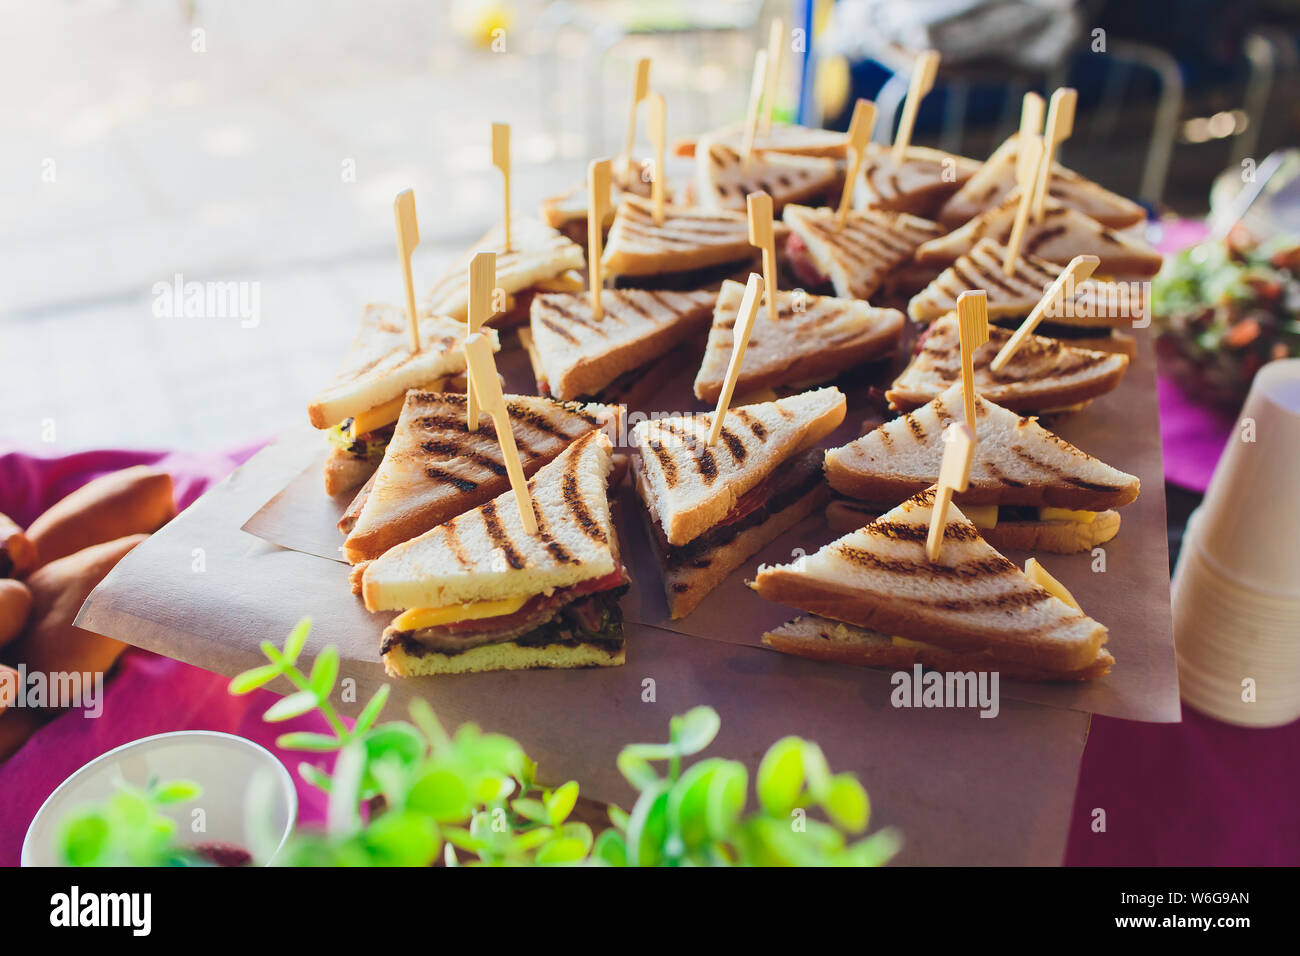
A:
[
  {"xmin": 307, "ymin": 305, "xmax": 499, "ymax": 496},
  {"xmin": 853, "ymin": 143, "xmax": 982, "ymax": 218},
  {"xmin": 673, "ymin": 122, "xmax": 849, "ymax": 159},
  {"xmin": 752, "ymin": 488, "xmax": 1114, "ymax": 680},
  {"xmin": 694, "ymin": 138, "xmax": 840, "ymax": 214},
  {"xmin": 362, "ymin": 431, "xmax": 628, "ymax": 676},
  {"xmin": 631, "ymin": 388, "xmax": 845, "ymax": 618},
  {"xmin": 824, "ymin": 383, "xmax": 1140, "ymax": 553}
]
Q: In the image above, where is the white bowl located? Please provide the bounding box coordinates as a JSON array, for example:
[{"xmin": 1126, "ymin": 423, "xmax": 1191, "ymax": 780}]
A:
[{"xmin": 21, "ymin": 731, "xmax": 297, "ymax": 867}]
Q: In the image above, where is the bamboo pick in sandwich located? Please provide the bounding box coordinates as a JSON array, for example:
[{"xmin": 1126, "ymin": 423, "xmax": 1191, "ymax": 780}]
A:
[
  {"xmin": 492, "ymin": 122, "xmax": 512, "ymax": 252},
  {"xmin": 836, "ymin": 98, "xmax": 877, "ymax": 227},
  {"xmin": 990, "ymin": 254, "xmax": 1100, "ymax": 372},
  {"xmin": 587, "ymin": 158, "xmax": 612, "ymax": 319},
  {"xmin": 890, "ymin": 49, "xmax": 940, "ymax": 165},
  {"xmin": 1030, "ymin": 87, "xmax": 1077, "ymax": 222},
  {"xmin": 393, "ymin": 189, "xmax": 422, "ymax": 354},
  {"xmin": 465, "ymin": 251, "xmax": 496, "ymax": 431},
  {"xmin": 747, "ymin": 191, "xmax": 778, "ymax": 323},
  {"xmin": 1019, "ymin": 90, "xmax": 1045, "ymax": 145},
  {"xmin": 956, "ymin": 290, "xmax": 989, "ymax": 439},
  {"xmin": 707, "ymin": 273, "xmax": 764, "ymax": 446},
  {"xmin": 741, "ymin": 49, "xmax": 769, "ymax": 165},
  {"xmin": 646, "ymin": 92, "xmax": 667, "ymax": 226},
  {"xmin": 464, "ymin": 332, "xmax": 537, "ymax": 535},
  {"xmin": 622, "ymin": 57, "xmax": 651, "ymax": 166},
  {"xmin": 925, "ymin": 421, "xmax": 975, "ymax": 562},
  {"xmin": 1000, "ymin": 132, "xmax": 1044, "ymax": 275},
  {"xmin": 761, "ymin": 17, "xmax": 785, "ymax": 137}
]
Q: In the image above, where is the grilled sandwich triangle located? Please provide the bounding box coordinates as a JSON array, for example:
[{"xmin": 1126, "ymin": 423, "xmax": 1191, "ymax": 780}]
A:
[
  {"xmin": 362, "ymin": 430, "xmax": 618, "ymax": 612},
  {"xmin": 782, "ymin": 204, "xmax": 944, "ymax": 301},
  {"xmin": 751, "ymin": 487, "xmax": 1111, "ymax": 673},
  {"xmin": 825, "ymin": 382, "xmax": 1140, "ymax": 511},
  {"xmin": 529, "ymin": 288, "xmax": 716, "ymax": 401},
  {"xmin": 693, "ymin": 280, "xmax": 904, "ymax": 402},
  {"xmin": 343, "ymin": 392, "xmax": 620, "ymax": 563},
  {"xmin": 424, "ymin": 216, "xmax": 586, "ymax": 322},
  {"xmin": 939, "ymin": 134, "xmax": 1146, "ymax": 229},
  {"xmin": 694, "ymin": 139, "xmax": 840, "ymax": 213},
  {"xmin": 908, "ymin": 237, "xmax": 1148, "ymax": 324},
  {"xmin": 887, "ymin": 312, "xmax": 1129, "ymax": 413},
  {"xmin": 307, "ymin": 304, "xmax": 497, "ymax": 430},
  {"xmin": 601, "ymin": 195, "xmax": 783, "ymax": 277},
  {"xmin": 673, "ymin": 121, "xmax": 850, "ymax": 159},
  {"xmin": 914, "ymin": 198, "xmax": 1164, "ymax": 277},
  {"xmin": 852, "ymin": 143, "xmax": 982, "ymax": 216}
]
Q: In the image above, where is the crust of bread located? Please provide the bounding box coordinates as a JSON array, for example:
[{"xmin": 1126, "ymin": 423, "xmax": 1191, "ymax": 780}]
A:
[
  {"xmin": 762, "ymin": 615, "xmax": 1114, "ymax": 680},
  {"xmin": 647, "ymin": 482, "xmax": 830, "ymax": 619},
  {"xmin": 887, "ymin": 361, "xmax": 1127, "ymax": 413},
  {"xmin": 1039, "ymin": 331, "xmax": 1137, "ymax": 358},
  {"xmin": 324, "ymin": 447, "xmax": 378, "ymax": 497},
  {"xmin": 382, "ymin": 637, "xmax": 624, "ymax": 677}
]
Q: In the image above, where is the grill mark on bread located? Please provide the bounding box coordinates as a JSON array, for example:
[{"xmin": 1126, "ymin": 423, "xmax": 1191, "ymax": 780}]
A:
[
  {"xmin": 658, "ymin": 422, "xmax": 718, "ymax": 484},
  {"xmin": 835, "ymin": 543, "xmax": 1019, "ymax": 582},
  {"xmin": 421, "ymin": 438, "xmax": 508, "ymax": 477},
  {"xmin": 649, "ymin": 441, "xmax": 679, "ymax": 488},
  {"xmin": 424, "ymin": 465, "xmax": 477, "ymax": 492},
  {"xmin": 529, "ymin": 501, "xmax": 576, "ymax": 565},
  {"xmin": 1010, "ymin": 446, "xmax": 1122, "ymax": 492},
  {"xmin": 561, "ymin": 442, "xmax": 608, "ymax": 543},
  {"xmin": 480, "ymin": 499, "xmax": 525, "ymax": 569},
  {"xmin": 734, "ymin": 408, "xmax": 767, "ymax": 441},
  {"xmin": 718, "ymin": 426, "xmax": 746, "ymax": 463}
]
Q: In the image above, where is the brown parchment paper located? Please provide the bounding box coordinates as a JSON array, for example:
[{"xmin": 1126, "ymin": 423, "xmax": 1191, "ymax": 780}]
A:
[
  {"xmin": 240, "ymin": 331, "xmax": 1180, "ymax": 723},
  {"xmin": 78, "ymin": 428, "xmax": 1089, "ymax": 865}
]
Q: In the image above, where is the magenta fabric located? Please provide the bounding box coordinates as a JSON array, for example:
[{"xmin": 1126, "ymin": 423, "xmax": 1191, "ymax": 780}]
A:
[
  {"xmin": 3, "ymin": 441, "xmax": 1296, "ymax": 866},
  {"xmin": 0, "ymin": 443, "xmax": 333, "ymax": 868}
]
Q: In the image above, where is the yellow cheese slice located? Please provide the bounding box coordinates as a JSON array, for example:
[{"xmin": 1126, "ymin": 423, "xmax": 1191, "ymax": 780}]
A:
[
  {"xmin": 534, "ymin": 270, "xmax": 584, "ymax": 293},
  {"xmin": 891, "ymin": 635, "xmax": 935, "ymax": 650},
  {"xmin": 962, "ymin": 504, "xmax": 998, "ymax": 529},
  {"xmin": 1038, "ymin": 507, "xmax": 1097, "ymax": 524},
  {"xmin": 1024, "ymin": 558, "xmax": 1081, "ymax": 610},
  {"xmin": 391, "ymin": 595, "xmax": 530, "ymax": 632}
]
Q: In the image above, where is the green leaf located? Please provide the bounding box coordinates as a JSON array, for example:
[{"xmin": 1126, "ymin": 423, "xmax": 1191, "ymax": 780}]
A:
[
  {"xmin": 308, "ymin": 646, "xmax": 339, "ymax": 698},
  {"xmin": 259, "ymin": 641, "xmax": 287, "ymax": 667},
  {"xmin": 407, "ymin": 767, "xmax": 473, "ymax": 823},
  {"xmin": 705, "ymin": 761, "xmax": 748, "ymax": 839},
  {"xmin": 843, "ymin": 828, "xmax": 902, "ymax": 867},
  {"xmin": 756, "ymin": 737, "xmax": 805, "ymax": 816},
  {"xmin": 535, "ymin": 836, "xmax": 589, "ymax": 865},
  {"xmin": 607, "ymin": 804, "xmax": 630, "ymax": 831},
  {"xmin": 362, "ymin": 723, "xmax": 425, "ymax": 769},
  {"xmin": 282, "ymin": 617, "xmax": 312, "ymax": 664},
  {"xmin": 546, "ymin": 781, "xmax": 579, "ymax": 827},
  {"xmin": 823, "ymin": 774, "xmax": 870, "ymax": 833},
  {"xmin": 666, "ymin": 759, "xmax": 723, "ymax": 849},
  {"xmin": 615, "ymin": 752, "xmax": 661, "ymax": 790},
  {"xmin": 624, "ymin": 781, "xmax": 671, "ymax": 867},
  {"xmin": 264, "ymin": 690, "xmax": 320, "ymax": 723},
  {"xmin": 297, "ymin": 762, "xmax": 333, "ymax": 793},
  {"xmin": 327, "ymin": 741, "xmax": 366, "ymax": 836},
  {"xmin": 408, "ymin": 698, "xmax": 450, "ymax": 750},
  {"xmin": 591, "ymin": 828, "xmax": 627, "ymax": 867},
  {"xmin": 353, "ymin": 684, "xmax": 390, "ymax": 735},
  {"xmin": 59, "ymin": 814, "xmax": 109, "ymax": 866},
  {"xmin": 276, "ymin": 731, "xmax": 343, "ymax": 753},
  {"xmin": 672, "ymin": 706, "xmax": 721, "ymax": 756},
  {"xmin": 799, "ymin": 741, "xmax": 832, "ymax": 802},
  {"xmin": 362, "ymin": 810, "xmax": 441, "ymax": 867},
  {"xmin": 228, "ymin": 663, "xmax": 283, "ymax": 695},
  {"xmin": 511, "ymin": 798, "xmax": 548, "ymax": 823},
  {"xmin": 152, "ymin": 780, "xmax": 202, "ymax": 805}
]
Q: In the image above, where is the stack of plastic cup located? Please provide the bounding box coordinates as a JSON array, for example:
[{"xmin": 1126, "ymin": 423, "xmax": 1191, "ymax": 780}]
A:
[{"xmin": 1172, "ymin": 359, "xmax": 1300, "ymax": 727}]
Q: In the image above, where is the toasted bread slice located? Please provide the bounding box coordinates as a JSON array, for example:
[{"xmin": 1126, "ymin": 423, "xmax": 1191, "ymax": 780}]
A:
[
  {"xmin": 380, "ymin": 635, "xmax": 625, "ymax": 677},
  {"xmin": 825, "ymin": 498, "xmax": 1123, "ymax": 555},
  {"xmin": 887, "ymin": 313, "xmax": 1129, "ymax": 413},
  {"xmin": 826, "ymin": 382, "xmax": 1139, "ymax": 510},
  {"xmin": 763, "ymin": 615, "xmax": 1114, "ymax": 680},
  {"xmin": 673, "ymin": 122, "xmax": 850, "ymax": 159},
  {"xmin": 308, "ymin": 306, "xmax": 495, "ymax": 430},
  {"xmin": 363, "ymin": 431, "xmax": 617, "ymax": 611},
  {"xmin": 423, "ymin": 217, "xmax": 586, "ymax": 322},
  {"xmin": 694, "ymin": 139, "xmax": 840, "ymax": 213},
  {"xmin": 601, "ymin": 195, "xmax": 788, "ymax": 277},
  {"xmin": 324, "ymin": 447, "xmax": 380, "ymax": 497},
  {"xmin": 693, "ymin": 280, "xmax": 904, "ymax": 402},
  {"xmin": 908, "ymin": 237, "xmax": 1150, "ymax": 325},
  {"xmin": 540, "ymin": 157, "xmax": 661, "ymax": 232},
  {"xmin": 853, "ymin": 143, "xmax": 982, "ymax": 216},
  {"xmin": 529, "ymin": 288, "xmax": 715, "ymax": 400},
  {"xmin": 751, "ymin": 488, "xmax": 1109, "ymax": 671},
  {"xmin": 782, "ymin": 204, "xmax": 944, "ymax": 301},
  {"xmin": 342, "ymin": 393, "xmax": 620, "ymax": 563},
  {"xmin": 915, "ymin": 198, "xmax": 1163, "ymax": 277},
  {"xmin": 631, "ymin": 387, "xmax": 845, "ymax": 547},
  {"xmin": 939, "ymin": 134, "xmax": 1146, "ymax": 229}
]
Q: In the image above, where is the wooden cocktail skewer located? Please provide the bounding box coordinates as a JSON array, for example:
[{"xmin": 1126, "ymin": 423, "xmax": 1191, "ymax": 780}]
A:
[
  {"xmin": 622, "ymin": 58, "xmax": 651, "ymax": 167},
  {"xmin": 492, "ymin": 122, "xmax": 512, "ymax": 251},
  {"xmin": 956, "ymin": 290, "xmax": 989, "ymax": 440},
  {"xmin": 646, "ymin": 92, "xmax": 667, "ymax": 226},
  {"xmin": 925, "ymin": 422, "xmax": 975, "ymax": 562},
  {"xmin": 393, "ymin": 189, "xmax": 421, "ymax": 354},
  {"xmin": 1030, "ymin": 87, "xmax": 1077, "ymax": 222},
  {"xmin": 465, "ymin": 251, "xmax": 495, "ymax": 431},
  {"xmin": 761, "ymin": 17, "xmax": 785, "ymax": 137},
  {"xmin": 464, "ymin": 332, "xmax": 537, "ymax": 535},
  {"xmin": 1001, "ymin": 132, "xmax": 1044, "ymax": 275},
  {"xmin": 836, "ymin": 99, "xmax": 877, "ymax": 227},
  {"xmin": 990, "ymin": 255, "xmax": 1100, "ymax": 372},
  {"xmin": 587, "ymin": 158, "xmax": 611, "ymax": 320},
  {"xmin": 747, "ymin": 191, "xmax": 778, "ymax": 323},
  {"xmin": 707, "ymin": 273, "xmax": 763, "ymax": 446},
  {"xmin": 741, "ymin": 49, "xmax": 768, "ymax": 165},
  {"xmin": 891, "ymin": 50, "xmax": 940, "ymax": 165}
]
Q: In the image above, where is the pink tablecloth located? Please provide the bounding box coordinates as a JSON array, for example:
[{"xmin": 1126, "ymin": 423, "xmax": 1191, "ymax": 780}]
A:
[{"xmin": 2, "ymin": 444, "xmax": 1295, "ymax": 866}]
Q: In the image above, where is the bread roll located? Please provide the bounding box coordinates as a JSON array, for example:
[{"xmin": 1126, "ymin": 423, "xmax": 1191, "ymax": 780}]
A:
[
  {"xmin": 26, "ymin": 467, "xmax": 173, "ymax": 568},
  {"xmin": 0, "ymin": 579, "xmax": 32, "ymax": 647},
  {"xmin": 0, "ymin": 513, "xmax": 37, "ymax": 577}
]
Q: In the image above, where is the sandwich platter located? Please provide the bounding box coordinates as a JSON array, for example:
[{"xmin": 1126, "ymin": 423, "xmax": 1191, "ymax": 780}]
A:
[{"xmin": 77, "ymin": 53, "xmax": 1181, "ymax": 864}]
